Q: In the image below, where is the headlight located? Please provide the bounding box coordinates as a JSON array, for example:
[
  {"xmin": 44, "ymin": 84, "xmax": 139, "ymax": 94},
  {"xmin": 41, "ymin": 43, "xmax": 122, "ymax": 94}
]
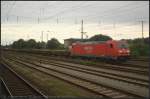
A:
[
  {"xmin": 127, "ymin": 50, "xmax": 130, "ymax": 53},
  {"xmin": 119, "ymin": 50, "xmax": 123, "ymax": 53}
]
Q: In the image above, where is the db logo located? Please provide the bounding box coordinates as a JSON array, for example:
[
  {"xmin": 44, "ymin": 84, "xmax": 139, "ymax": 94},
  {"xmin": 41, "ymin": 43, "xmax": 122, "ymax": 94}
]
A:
[{"xmin": 84, "ymin": 46, "xmax": 93, "ymax": 53}]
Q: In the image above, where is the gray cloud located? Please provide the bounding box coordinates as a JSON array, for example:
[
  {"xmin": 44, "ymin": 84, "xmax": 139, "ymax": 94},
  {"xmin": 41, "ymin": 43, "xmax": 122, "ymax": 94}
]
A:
[{"xmin": 1, "ymin": 1, "xmax": 149, "ymax": 25}]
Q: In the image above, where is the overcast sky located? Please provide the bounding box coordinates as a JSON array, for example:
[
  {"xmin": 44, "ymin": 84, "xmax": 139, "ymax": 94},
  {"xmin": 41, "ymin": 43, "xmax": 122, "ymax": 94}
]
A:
[{"xmin": 1, "ymin": 1, "xmax": 149, "ymax": 45}]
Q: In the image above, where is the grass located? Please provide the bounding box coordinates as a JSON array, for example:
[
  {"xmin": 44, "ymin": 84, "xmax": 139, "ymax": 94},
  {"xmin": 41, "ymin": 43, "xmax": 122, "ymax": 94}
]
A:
[{"xmin": 5, "ymin": 59, "xmax": 97, "ymax": 97}]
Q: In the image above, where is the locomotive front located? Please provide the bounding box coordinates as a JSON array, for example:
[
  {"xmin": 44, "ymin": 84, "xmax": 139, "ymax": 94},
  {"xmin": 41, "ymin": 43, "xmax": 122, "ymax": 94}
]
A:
[{"xmin": 117, "ymin": 41, "xmax": 130, "ymax": 59}]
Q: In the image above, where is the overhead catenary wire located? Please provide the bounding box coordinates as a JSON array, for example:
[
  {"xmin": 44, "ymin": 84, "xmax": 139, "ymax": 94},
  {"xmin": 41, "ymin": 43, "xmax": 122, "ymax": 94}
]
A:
[
  {"xmin": 2, "ymin": 1, "xmax": 148, "ymax": 25},
  {"xmin": 41, "ymin": 2, "xmax": 92, "ymax": 21},
  {"xmin": 5, "ymin": 1, "xmax": 16, "ymax": 21},
  {"xmin": 47, "ymin": 2, "xmax": 145, "ymax": 24},
  {"xmin": 21, "ymin": 1, "xmax": 89, "ymax": 21},
  {"xmin": 47, "ymin": 2, "xmax": 147, "ymax": 22},
  {"xmin": 84, "ymin": 2, "xmax": 148, "ymax": 18},
  {"xmin": 1, "ymin": 0, "xmax": 149, "ymax": 37}
]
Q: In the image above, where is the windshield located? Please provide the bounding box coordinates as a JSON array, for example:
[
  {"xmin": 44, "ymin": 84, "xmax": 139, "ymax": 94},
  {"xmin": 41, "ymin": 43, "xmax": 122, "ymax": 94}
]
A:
[{"xmin": 118, "ymin": 42, "xmax": 129, "ymax": 49}]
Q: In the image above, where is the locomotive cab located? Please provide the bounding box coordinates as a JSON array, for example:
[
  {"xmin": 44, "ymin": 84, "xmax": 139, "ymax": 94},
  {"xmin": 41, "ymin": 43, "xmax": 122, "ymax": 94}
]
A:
[
  {"xmin": 70, "ymin": 40, "xmax": 130, "ymax": 60},
  {"xmin": 117, "ymin": 41, "xmax": 130, "ymax": 60},
  {"xmin": 106, "ymin": 40, "xmax": 130, "ymax": 60}
]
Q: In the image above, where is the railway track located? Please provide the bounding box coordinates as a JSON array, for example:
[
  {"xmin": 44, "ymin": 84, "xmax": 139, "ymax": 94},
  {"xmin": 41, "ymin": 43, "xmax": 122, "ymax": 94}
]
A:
[
  {"xmin": 48, "ymin": 57, "xmax": 149, "ymax": 75},
  {"xmin": 3, "ymin": 50, "xmax": 149, "ymax": 73},
  {"xmin": 8, "ymin": 53, "xmax": 149, "ymax": 87},
  {"xmin": 11, "ymin": 51, "xmax": 149, "ymax": 75},
  {"xmin": 0, "ymin": 61, "xmax": 47, "ymax": 98},
  {"xmin": 112, "ymin": 60, "xmax": 149, "ymax": 68},
  {"xmin": 4, "ymin": 51, "xmax": 148, "ymax": 77},
  {"xmin": 70, "ymin": 57, "xmax": 149, "ymax": 69},
  {"xmin": 126, "ymin": 60, "xmax": 149, "ymax": 67},
  {"xmin": 129, "ymin": 57, "xmax": 149, "ymax": 62},
  {"xmin": 3, "ymin": 49, "xmax": 149, "ymax": 69},
  {"xmin": 2, "ymin": 57, "xmax": 106, "ymax": 98},
  {"xmin": 3, "ymin": 54, "xmax": 148, "ymax": 98},
  {"xmin": 1, "ymin": 78, "xmax": 11, "ymax": 96}
]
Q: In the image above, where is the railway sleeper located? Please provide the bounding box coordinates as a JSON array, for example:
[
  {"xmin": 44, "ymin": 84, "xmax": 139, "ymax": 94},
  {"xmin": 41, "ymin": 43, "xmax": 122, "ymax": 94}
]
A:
[{"xmin": 3, "ymin": 57, "xmax": 143, "ymax": 98}]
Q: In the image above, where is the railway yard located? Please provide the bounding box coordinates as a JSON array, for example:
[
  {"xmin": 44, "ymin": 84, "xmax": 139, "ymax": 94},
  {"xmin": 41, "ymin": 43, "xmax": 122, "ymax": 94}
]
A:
[
  {"xmin": 1, "ymin": 1, "xmax": 149, "ymax": 99},
  {"xmin": 1, "ymin": 50, "xmax": 149, "ymax": 98}
]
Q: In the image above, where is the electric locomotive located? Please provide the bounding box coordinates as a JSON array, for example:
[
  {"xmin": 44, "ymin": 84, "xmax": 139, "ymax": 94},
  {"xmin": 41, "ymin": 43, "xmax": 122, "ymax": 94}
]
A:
[{"xmin": 69, "ymin": 40, "xmax": 130, "ymax": 60}]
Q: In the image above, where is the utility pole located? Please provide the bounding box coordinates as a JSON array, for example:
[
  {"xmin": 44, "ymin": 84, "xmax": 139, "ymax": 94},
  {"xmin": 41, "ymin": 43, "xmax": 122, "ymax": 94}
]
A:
[
  {"xmin": 75, "ymin": 18, "xmax": 77, "ymax": 24},
  {"xmin": 57, "ymin": 17, "xmax": 59, "ymax": 24},
  {"xmin": 141, "ymin": 20, "xmax": 144, "ymax": 40},
  {"xmin": 27, "ymin": 34, "xmax": 29, "ymax": 40},
  {"xmin": 41, "ymin": 31, "xmax": 43, "ymax": 42},
  {"xmin": 17, "ymin": 16, "xmax": 19, "ymax": 24},
  {"xmin": 7, "ymin": 16, "xmax": 9, "ymax": 22},
  {"xmin": 38, "ymin": 17, "xmax": 39, "ymax": 24},
  {"xmin": 42, "ymin": 8, "xmax": 44, "ymax": 16},
  {"xmin": 81, "ymin": 20, "xmax": 87, "ymax": 40},
  {"xmin": 99, "ymin": 21, "xmax": 101, "ymax": 33},
  {"xmin": 81, "ymin": 20, "xmax": 84, "ymax": 39},
  {"xmin": 46, "ymin": 33, "xmax": 48, "ymax": 42},
  {"xmin": 113, "ymin": 22, "xmax": 116, "ymax": 34}
]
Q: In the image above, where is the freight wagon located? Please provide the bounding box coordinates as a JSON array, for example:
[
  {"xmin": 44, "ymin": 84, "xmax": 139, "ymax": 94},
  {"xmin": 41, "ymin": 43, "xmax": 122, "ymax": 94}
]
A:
[{"xmin": 3, "ymin": 40, "xmax": 130, "ymax": 60}]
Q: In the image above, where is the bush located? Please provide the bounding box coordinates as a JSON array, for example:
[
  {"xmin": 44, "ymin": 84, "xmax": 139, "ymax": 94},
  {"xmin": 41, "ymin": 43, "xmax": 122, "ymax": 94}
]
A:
[
  {"xmin": 129, "ymin": 41, "xmax": 149, "ymax": 57},
  {"xmin": 89, "ymin": 34, "xmax": 112, "ymax": 41}
]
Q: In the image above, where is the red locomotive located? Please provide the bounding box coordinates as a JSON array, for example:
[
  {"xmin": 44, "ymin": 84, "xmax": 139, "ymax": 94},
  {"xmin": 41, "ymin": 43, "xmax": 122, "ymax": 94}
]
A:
[
  {"xmin": 3, "ymin": 40, "xmax": 130, "ymax": 60},
  {"xmin": 69, "ymin": 40, "xmax": 130, "ymax": 60}
]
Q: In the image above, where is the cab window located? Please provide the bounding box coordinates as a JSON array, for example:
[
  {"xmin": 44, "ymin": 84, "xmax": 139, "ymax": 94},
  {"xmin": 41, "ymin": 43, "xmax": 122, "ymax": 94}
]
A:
[
  {"xmin": 110, "ymin": 44, "xmax": 113, "ymax": 48},
  {"xmin": 118, "ymin": 43, "xmax": 128, "ymax": 49}
]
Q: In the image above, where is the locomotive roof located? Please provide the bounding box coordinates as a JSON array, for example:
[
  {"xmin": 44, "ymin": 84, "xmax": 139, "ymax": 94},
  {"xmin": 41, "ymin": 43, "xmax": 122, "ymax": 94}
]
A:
[
  {"xmin": 75, "ymin": 41, "xmax": 107, "ymax": 44},
  {"xmin": 75, "ymin": 40, "xmax": 126, "ymax": 44},
  {"xmin": 64, "ymin": 38, "xmax": 88, "ymax": 41}
]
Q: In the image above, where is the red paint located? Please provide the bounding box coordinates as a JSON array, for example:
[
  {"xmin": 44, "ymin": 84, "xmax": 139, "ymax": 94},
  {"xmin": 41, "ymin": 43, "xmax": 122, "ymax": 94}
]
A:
[{"xmin": 70, "ymin": 40, "xmax": 130, "ymax": 59}]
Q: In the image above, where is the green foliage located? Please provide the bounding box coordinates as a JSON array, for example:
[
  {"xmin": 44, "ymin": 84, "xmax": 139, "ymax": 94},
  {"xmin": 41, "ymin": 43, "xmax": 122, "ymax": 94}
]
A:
[
  {"xmin": 46, "ymin": 38, "xmax": 62, "ymax": 49},
  {"xmin": 89, "ymin": 34, "xmax": 112, "ymax": 41},
  {"xmin": 12, "ymin": 39, "xmax": 26, "ymax": 49},
  {"xmin": 12, "ymin": 39, "xmax": 37, "ymax": 49},
  {"xmin": 11, "ymin": 38, "xmax": 64, "ymax": 49},
  {"xmin": 8, "ymin": 36, "xmax": 150, "ymax": 57},
  {"xmin": 127, "ymin": 38, "xmax": 149, "ymax": 57},
  {"xmin": 26, "ymin": 39, "xmax": 37, "ymax": 48},
  {"xmin": 36, "ymin": 41, "xmax": 46, "ymax": 49}
]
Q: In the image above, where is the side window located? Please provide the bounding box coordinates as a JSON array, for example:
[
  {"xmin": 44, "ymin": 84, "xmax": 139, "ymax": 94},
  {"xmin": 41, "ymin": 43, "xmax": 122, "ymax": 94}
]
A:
[{"xmin": 110, "ymin": 44, "xmax": 113, "ymax": 48}]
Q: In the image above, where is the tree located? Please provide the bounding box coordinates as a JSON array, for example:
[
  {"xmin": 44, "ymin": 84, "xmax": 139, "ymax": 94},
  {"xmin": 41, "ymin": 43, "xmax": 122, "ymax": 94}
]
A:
[
  {"xmin": 36, "ymin": 41, "xmax": 46, "ymax": 49},
  {"xmin": 12, "ymin": 39, "xmax": 26, "ymax": 49},
  {"xmin": 26, "ymin": 39, "xmax": 37, "ymax": 49},
  {"xmin": 128, "ymin": 37, "xmax": 149, "ymax": 57},
  {"xmin": 46, "ymin": 38, "xmax": 61, "ymax": 49},
  {"xmin": 89, "ymin": 34, "xmax": 112, "ymax": 41}
]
